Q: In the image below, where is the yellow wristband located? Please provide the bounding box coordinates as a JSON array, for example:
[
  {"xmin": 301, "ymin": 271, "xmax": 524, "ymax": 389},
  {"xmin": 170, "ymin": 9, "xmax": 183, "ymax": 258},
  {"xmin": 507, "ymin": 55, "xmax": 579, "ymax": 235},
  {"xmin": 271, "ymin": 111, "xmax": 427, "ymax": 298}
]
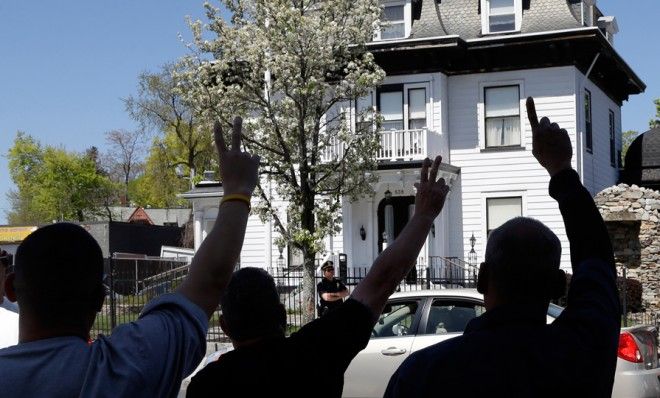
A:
[{"xmin": 221, "ymin": 194, "xmax": 251, "ymax": 210}]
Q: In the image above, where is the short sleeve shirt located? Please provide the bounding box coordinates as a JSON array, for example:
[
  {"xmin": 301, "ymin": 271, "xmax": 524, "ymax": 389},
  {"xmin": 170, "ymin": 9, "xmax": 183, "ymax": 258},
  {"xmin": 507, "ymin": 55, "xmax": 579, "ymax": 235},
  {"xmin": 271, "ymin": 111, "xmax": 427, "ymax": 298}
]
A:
[
  {"xmin": 0, "ymin": 293, "xmax": 208, "ymax": 398},
  {"xmin": 187, "ymin": 298, "xmax": 373, "ymax": 398},
  {"xmin": 317, "ymin": 277, "xmax": 347, "ymax": 311}
]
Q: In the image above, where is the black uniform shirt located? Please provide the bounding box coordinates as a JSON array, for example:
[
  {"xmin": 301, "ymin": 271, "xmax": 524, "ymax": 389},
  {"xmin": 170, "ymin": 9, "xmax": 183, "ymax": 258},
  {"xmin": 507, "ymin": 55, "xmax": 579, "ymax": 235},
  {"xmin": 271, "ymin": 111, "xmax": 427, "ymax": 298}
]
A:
[{"xmin": 317, "ymin": 277, "xmax": 347, "ymax": 312}]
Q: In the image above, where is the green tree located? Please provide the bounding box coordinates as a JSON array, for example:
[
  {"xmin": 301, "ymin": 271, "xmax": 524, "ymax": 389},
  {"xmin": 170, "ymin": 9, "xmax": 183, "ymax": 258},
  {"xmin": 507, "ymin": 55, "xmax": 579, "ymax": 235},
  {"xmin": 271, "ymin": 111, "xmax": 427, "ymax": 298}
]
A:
[
  {"xmin": 128, "ymin": 136, "xmax": 190, "ymax": 208},
  {"xmin": 7, "ymin": 132, "xmax": 117, "ymax": 223},
  {"xmin": 650, "ymin": 98, "xmax": 660, "ymax": 129},
  {"xmin": 124, "ymin": 64, "xmax": 215, "ymax": 189},
  {"xmin": 103, "ymin": 129, "xmax": 147, "ymax": 204},
  {"xmin": 181, "ymin": 0, "xmax": 385, "ymax": 322},
  {"xmin": 621, "ymin": 130, "xmax": 638, "ymax": 165}
]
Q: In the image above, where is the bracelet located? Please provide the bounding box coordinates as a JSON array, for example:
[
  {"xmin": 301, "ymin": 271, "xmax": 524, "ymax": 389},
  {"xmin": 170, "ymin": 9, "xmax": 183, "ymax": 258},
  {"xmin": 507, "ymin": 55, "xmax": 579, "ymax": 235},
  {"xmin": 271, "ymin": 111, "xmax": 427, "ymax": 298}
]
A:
[{"xmin": 220, "ymin": 194, "xmax": 251, "ymax": 211}]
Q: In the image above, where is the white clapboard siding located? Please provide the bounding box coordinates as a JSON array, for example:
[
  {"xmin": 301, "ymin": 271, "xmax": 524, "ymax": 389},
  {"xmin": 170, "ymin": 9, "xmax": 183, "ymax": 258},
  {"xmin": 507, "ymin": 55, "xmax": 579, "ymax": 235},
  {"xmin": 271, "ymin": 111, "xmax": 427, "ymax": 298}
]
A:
[
  {"xmin": 239, "ymin": 212, "xmax": 268, "ymax": 269},
  {"xmin": 447, "ymin": 66, "xmax": 579, "ymax": 271},
  {"xmin": 577, "ymin": 72, "xmax": 622, "ymax": 196}
]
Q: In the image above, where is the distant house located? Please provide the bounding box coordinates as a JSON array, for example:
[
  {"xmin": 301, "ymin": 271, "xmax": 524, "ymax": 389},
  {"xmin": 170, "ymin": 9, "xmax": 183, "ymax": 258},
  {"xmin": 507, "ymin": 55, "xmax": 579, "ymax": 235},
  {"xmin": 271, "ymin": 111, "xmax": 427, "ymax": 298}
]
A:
[
  {"xmin": 184, "ymin": 0, "xmax": 644, "ymax": 274},
  {"xmin": 96, "ymin": 207, "xmax": 192, "ymax": 227}
]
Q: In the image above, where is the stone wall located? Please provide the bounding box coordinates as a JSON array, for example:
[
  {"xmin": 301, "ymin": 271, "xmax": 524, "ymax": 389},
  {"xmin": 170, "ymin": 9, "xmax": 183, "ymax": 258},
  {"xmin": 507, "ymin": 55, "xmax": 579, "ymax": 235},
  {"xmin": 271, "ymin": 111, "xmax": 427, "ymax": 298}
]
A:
[{"xmin": 595, "ymin": 184, "xmax": 660, "ymax": 311}]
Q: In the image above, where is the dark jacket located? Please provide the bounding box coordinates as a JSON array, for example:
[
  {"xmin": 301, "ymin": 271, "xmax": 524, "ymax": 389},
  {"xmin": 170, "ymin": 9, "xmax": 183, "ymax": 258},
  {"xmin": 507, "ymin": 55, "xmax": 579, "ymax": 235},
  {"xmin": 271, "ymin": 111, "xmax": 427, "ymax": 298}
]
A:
[{"xmin": 385, "ymin": 169, "xmax": 620, "ymax": 398}]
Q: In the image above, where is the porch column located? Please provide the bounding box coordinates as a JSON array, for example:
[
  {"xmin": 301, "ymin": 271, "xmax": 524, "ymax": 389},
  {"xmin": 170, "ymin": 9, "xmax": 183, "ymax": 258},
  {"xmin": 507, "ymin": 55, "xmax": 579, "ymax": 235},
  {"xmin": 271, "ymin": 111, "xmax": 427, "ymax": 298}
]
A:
[
  {"xmin": 193, "ymin": 209, "xmax": 204, "ymax": 251},
  {"xmin": 342, "ymin": 198, "xmax": 353, "ymax": 268},
  {"xmin": 367, "ymin": 197, "xmax": 375, "ymax": 266}
]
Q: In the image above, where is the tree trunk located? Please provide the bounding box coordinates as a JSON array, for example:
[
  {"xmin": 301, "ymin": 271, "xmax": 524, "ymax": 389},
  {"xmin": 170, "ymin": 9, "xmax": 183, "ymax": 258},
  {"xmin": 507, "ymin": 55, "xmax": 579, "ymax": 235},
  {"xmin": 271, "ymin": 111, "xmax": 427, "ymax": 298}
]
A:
[{"xmin": 302, "ymin": 249, "xmax": 317, "ymax": 324}]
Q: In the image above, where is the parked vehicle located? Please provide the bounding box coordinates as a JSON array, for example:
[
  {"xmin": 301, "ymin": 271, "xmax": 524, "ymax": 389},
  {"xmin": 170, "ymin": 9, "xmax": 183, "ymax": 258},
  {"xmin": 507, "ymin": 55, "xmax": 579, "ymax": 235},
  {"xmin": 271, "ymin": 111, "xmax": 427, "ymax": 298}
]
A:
[
  {"xmin": 612, "ymin": 325, "xmax": 660, "ymax": 398},
  {"xmin": 342, "ymin": 289, "xmax": 660, "ymax": 398}
]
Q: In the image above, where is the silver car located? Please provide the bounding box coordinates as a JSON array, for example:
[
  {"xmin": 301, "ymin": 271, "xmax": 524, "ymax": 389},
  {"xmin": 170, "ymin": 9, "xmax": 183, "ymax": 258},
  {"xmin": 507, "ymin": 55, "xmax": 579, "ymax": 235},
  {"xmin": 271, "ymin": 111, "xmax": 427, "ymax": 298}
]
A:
[
  {"xmin": 342, "ymin": 289, "xmax": 660, "ymax": 398},
  {"xmin": 612, "ymin": 325, "xmax": 660, "ymax": 398}
]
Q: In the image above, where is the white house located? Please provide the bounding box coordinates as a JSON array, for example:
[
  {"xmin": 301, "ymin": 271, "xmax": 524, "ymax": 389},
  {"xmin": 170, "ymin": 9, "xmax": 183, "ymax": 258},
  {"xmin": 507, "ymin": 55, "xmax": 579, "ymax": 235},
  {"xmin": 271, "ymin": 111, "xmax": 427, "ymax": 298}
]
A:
[{"xmin": 182, "ymin": 0, "xmax": 644, "ymax": 276}]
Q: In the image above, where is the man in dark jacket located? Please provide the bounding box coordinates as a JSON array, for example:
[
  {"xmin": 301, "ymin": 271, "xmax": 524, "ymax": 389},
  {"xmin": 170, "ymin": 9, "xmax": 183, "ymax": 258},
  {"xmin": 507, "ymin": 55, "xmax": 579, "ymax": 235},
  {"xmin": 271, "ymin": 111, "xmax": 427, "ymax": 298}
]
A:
[
  {"xmin": 385, "ymin": 97, "xmax": 620, "ymax": 398},
  {"xmin": 187, "ymin": 155, "xmax": 451, "ymax": 398},
  {"xmin": 317, "ymin": 261, "xmax": 349, "ymax": 316}
]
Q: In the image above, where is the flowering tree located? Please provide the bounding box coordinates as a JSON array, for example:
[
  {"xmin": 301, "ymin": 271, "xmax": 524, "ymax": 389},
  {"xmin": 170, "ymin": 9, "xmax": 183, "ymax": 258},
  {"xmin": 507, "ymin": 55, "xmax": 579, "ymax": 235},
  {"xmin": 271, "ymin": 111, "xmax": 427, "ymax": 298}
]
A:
[{"xmin": 181, "ymin": 0, "xmax": 385, "ymax": 322}]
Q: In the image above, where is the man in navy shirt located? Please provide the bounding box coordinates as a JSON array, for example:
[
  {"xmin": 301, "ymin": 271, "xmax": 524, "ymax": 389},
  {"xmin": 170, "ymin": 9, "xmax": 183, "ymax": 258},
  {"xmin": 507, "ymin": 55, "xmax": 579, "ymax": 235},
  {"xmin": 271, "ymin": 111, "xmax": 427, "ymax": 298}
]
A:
[
  {"xmin": 385, "ymin": 98, "xmax": 620, "ymax": 398},
  {"xmin": 0, "ymin": 118, "xmax": 260, "ymax": 397}
]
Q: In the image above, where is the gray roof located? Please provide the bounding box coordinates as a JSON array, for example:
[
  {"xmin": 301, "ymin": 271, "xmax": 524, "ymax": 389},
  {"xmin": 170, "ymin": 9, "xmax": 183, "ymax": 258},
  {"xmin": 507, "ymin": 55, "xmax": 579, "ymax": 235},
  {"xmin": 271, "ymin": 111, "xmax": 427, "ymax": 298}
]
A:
[
  {"xmin": 410, "ymin": 0, "xmax": 586, "ymax": 40},
  {"xmin": 141, "ymin": 208, "xmax": 192, "ymax": 227}
]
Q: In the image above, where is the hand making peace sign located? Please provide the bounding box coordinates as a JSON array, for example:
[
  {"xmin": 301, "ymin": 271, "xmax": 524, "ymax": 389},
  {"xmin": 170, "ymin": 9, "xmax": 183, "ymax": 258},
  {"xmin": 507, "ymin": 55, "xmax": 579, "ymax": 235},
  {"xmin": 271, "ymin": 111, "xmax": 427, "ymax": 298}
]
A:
[{"xmin": 214, "ymin": 117, "xmax": 260, "ymax": 197}]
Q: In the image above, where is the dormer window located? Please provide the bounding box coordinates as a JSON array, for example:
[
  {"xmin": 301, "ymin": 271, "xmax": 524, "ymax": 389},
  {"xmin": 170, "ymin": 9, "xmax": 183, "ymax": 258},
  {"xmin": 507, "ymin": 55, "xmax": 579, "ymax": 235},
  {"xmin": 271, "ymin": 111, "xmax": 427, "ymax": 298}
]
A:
[
  {"xmin": 382, "ymin": 5, "xmax": 405, "ymax": 39},
  {"xmin": 375, "ymin": 2, "xmax": 411, "ymax": 41},
  {"xmin": 481, "ymin": 0, "xmax": 522, "ymax": 34}
]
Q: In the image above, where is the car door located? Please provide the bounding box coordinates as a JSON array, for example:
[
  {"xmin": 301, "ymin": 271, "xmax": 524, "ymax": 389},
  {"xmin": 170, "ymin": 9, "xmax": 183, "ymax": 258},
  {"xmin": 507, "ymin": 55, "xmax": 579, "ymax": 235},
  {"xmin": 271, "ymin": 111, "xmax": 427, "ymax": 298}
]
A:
[
  {"xmin": 343, "ymin": 299, "xmax": 423, "ymax": 398},
  {"xmin": 410, "ymin": 298, "xmax": 486, "ymax": 353}
]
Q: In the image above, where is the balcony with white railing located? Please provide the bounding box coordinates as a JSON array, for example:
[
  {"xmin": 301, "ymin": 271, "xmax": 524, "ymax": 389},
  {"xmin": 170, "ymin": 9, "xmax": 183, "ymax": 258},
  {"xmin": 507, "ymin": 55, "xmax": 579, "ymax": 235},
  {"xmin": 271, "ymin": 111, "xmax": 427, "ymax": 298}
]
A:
[
  {"xmin": 377, "ymin": 128, "xmax": 433, "ymax": 161},
  {"xmin": 321, "ymin": 128, "xmax": 440, "ymax": 163}
]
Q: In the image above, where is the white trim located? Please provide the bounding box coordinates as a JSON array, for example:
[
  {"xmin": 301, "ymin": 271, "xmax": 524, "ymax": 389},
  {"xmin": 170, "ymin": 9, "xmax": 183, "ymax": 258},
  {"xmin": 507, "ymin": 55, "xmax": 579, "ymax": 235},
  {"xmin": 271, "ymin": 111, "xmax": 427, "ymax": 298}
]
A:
[
  {"xmin": 477, "ymin": 79, "xmax": 525, "ymax": 149},
  {"xmin": 374, "ymin": 0, "xmax": 412, "ymax": 41},
  {"xmin": 583, "ymin": 0, "xmax": 595, "ymax": 26},
  {"xmin": 481, "ymin": 191, "xmax": 527, "ymax": 240},
  {"xmin": 467, "ymin": 27, "xmax": 600, "ymax": 43},
  {"xmin": 366, "ymin": 35, "xmax": 460, "ymax": 46},
  {"xmin": 480, "ymin": 0, "xmax": 522, "ymax": 35}
]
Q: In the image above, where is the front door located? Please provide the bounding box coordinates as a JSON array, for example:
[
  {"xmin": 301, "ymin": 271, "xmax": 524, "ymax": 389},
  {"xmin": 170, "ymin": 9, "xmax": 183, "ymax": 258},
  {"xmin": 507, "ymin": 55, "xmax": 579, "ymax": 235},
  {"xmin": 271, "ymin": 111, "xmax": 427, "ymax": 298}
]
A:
[{"xmin": 377, "ymin": 195, "xmax": 417, "ymax": 283}]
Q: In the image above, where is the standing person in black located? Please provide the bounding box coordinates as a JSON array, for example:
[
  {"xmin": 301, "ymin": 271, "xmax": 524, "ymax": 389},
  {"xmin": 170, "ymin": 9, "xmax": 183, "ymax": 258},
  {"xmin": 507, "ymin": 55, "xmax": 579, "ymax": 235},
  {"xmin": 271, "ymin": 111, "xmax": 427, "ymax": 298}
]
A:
[
  {"xmin": 385, "ymin": 97, "xmax": 620, "ymax": 398},
  {"xmin": 317, "ymin": 261, "xmax": 349, "ymax": 316},
  {"xmin": 187, "ymin": 155, "xmax": 451, "ymax": 398}
]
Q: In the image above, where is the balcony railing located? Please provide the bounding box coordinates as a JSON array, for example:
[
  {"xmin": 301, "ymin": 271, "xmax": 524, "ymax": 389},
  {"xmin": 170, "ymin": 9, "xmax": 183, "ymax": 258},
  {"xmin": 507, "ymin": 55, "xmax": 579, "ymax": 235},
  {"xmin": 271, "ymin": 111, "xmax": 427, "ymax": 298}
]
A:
[
  {"xmin": 378, "ymin": 128, "xmax": 429, "ymax": 161},
  {"xmin": 321, "ymin": 128, "xmax": 435, "ymax": 162}
]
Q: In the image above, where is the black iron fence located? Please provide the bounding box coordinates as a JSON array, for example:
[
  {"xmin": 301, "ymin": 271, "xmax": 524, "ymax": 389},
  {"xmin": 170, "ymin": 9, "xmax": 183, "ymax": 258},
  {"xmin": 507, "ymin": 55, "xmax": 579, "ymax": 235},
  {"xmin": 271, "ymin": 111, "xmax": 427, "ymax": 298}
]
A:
[
  {"xmin": 92, "ymin": 256, "xmax": 659, "ymax": 342},
  {"xmin": 92, "ymin": 256, "xmax": 191, "ymax": 339}
]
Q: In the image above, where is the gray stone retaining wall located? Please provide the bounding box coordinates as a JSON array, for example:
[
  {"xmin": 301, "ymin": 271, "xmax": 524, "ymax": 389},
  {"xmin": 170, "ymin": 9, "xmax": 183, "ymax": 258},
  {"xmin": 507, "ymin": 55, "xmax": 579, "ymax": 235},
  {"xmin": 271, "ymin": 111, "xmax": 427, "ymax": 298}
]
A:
[{"xmin": 595, "ymin": 184, "xmax": 660, "ymax": 311}]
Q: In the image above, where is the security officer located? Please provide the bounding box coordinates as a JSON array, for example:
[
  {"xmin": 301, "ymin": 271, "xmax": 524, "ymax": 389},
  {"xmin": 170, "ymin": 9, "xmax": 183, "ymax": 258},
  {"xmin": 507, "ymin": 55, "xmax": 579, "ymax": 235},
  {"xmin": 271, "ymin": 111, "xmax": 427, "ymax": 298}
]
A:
[{"xmin": 317, "ymin": 261, "xmax": 348, "ymax": 317}]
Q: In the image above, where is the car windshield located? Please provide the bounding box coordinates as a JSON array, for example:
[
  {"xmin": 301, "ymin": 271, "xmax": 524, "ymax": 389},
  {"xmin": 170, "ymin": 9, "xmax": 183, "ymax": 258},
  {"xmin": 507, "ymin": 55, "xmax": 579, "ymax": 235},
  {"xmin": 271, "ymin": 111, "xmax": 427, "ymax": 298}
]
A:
[{"xmin": 547, "ymin": 303, "xmax": 564, "ymax": 319}]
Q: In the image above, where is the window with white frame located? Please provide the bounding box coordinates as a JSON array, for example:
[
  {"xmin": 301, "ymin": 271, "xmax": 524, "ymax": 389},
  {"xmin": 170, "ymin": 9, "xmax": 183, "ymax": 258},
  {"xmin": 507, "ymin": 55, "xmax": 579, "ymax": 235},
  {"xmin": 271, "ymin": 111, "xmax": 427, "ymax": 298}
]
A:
[
  {"xmin": 379, "ymin": 89, "xmax": 404, "ymax": 131},
  {"xmin": 486, "ymin": 197, "xmax": 522, "ymax": 236},
  {"xmin": 356, "ymin": 93, "xmax": 375, "ymax": 133},
  {"xmin": 481, "ymin": 0, "xmax": 522, "ymax": 34},
  {"xmin": 408, "ymin": 88, "xmax": 427, "ymax": 130},
  {"xmin": 376, "ymin": 84, "xmax": 428, "ymax": 131},
  {"xmin": 380, "ymin": 4, "xmax": 406, "ymax": 40},
  {"xmin": 484, "ymin": 85, "xmax": 521, "ymax": 147}
]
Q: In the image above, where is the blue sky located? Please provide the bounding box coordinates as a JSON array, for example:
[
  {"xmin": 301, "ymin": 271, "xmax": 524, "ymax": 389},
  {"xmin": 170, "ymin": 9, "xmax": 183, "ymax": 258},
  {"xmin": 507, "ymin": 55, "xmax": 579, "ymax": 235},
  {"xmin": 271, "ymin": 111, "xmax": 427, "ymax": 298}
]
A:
[{"xmin": 1, "ymin": 0, "xmax": 658, "ymax": 224}]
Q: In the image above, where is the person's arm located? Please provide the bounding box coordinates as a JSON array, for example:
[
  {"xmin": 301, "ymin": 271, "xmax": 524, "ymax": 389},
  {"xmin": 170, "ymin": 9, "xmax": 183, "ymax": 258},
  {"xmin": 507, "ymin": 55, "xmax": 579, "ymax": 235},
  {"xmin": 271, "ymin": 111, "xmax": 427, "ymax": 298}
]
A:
[
  {"xmin": 351, "ymin": 156, "xmax": 449, "ymax": 321},
  {"xmin": 177, "ymin": 117, "xmax": 260, "ymax": 318},
  {"xmin": 321, "ymin": 291, "xmax": 348, "ymax": 301},
  {"xmin": 320, "ymin": 280, "xmax": 349, "ymax": 301},
  {"xmin": 526, "ymin": 97, "xmax": 615, "ymax": 272}
]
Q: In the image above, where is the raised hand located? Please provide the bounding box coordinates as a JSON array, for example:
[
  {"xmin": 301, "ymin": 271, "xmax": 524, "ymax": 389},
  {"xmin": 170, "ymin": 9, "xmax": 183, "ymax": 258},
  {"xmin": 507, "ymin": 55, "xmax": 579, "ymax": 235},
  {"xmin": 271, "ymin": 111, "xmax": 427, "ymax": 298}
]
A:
[
  {"xmin": 414, "ymin": 155, "xmax": 450, "ymax": 220},
  {"xmin": 214, "ymin": 117, "xmax": 260, "ymax": 196},
  {"xmin": 526, "ymin": 97, "xmax": 573, "ymax": 177}
]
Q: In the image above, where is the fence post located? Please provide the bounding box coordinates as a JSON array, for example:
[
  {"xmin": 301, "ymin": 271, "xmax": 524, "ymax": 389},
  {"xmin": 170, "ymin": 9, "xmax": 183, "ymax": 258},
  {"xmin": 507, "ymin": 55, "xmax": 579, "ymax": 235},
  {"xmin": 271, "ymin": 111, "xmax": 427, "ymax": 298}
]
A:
[
  {"xmin": 109, "ymin": 257, "xmax": 117, "ymax": 331},
  {"xmin": 425, "ymin": 267, "xmax": 430, "ymax": 290},
  {"xmin": 622, "ymin": 266, "xmax": 628, "ymax": 327}
]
